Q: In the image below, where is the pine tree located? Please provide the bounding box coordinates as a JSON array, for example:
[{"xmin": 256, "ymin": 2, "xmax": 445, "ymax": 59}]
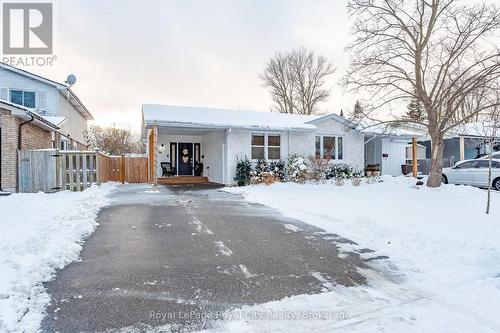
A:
[
  {"xmin": 352, "ymin": 100, "xmax": 363, "ymax": 119},
  {"xmin": 406, "ymin": 98, "xmax": 424, "ymax": 121}
]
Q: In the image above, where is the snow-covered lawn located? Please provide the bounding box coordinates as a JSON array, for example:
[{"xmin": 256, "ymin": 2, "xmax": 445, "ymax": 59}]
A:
[
  {"xmin": 215, "ymin": 177, "xmax": 500, "ymax": 332},
  {"xmin": 0, "ymin": 183, "xmax": 116, "ymax": 332}
]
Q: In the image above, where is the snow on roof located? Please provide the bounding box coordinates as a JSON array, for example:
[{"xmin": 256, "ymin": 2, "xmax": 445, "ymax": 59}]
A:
[
  {"xmin": 42, "ymin": 115, "xmax": 67, "ymax": 126},
  {"xmin": 142, "ymin": 104, "xmax": 323, "ymax": 131},
  {"xmin": 0, "ymin": 99, "xmax": 59, "ymax": 129},
  {"xmin": 451, "ymin": 122, "xmax": 499, "ymax": 138},
  {"xmin": 360, "ymin": 122, "xmax": 427, "ymax": 138}
]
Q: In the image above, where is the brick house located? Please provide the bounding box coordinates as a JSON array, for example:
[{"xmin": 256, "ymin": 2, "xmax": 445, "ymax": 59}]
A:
[{"xmin": 0, "ymin": 63, "xmax": 93, "ymax": 192}]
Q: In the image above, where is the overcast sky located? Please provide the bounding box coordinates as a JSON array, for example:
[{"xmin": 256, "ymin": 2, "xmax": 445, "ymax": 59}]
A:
[
  {"xmin": 23, "ymin": 0, "xmax": 495, "ymax": 132},
  {"xmin": 22, "ymin": 0, "xmax": 352, "ymax": 132}
]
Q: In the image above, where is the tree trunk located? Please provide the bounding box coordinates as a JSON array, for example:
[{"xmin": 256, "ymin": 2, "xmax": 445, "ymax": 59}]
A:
[{"xmin": 427, "ymin": 135, "xmax": 445, "ymax": 187}]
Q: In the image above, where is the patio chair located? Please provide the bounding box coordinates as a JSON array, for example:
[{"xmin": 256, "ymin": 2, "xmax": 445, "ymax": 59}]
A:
[{"xmin": 161, "ymin": 162, "xmax": 176, "ymax": 177}]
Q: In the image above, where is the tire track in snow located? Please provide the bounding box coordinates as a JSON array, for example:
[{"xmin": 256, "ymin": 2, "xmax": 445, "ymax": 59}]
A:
[
  {"xmin": 214, "ymin": 241, "xmax": 233, "ymax": 256},
  {"xmin": 239, "ymin": 264, "xmax": 257, "ymax": 278},
  {"xmin": 177, "ymin": 199, "xmax": 214, "ymax": 235}
]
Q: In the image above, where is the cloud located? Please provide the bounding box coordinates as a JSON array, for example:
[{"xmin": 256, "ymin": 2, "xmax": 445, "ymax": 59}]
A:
[{"xmin": 23, "ymin": 0, "xmax": 355, "ymax": 131}]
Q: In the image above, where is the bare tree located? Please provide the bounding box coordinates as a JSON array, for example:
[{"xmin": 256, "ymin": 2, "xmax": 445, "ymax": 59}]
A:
[
  {"xmin": 462, "ymin": 95, "xmax": 500, "ymax": 214},
  {"xmin": 261, "ymin": 48, "xmax": 335, "ymax": 115},
  {"xmin": 483, "ymin": 112, "xmax": 499, "ymax": 214},
  {"xmin": 84, "ymin": 125, "xmax": 145, "ymax": 155},
  {"xmin": 261, "ymin": 52, "xmax": 296, "ymax": 114},
  {"xmin": 345, "ymin": 0, "xmax": 500, "ymax": 187}
]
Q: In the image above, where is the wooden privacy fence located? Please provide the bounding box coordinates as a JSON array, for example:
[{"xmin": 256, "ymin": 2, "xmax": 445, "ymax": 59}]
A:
[
  {"xmin": 18, "ymin": 149, "xmax": 148, "ymax": 193},
  {"xmin": 96, "ymin": 154, "xmax": 149, "ymax": 183}
]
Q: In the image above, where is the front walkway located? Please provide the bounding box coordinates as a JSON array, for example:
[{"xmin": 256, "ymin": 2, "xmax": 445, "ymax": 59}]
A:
[{"xmin": 42, "ymin": 184, "xmax": 367, "ymax": 332}]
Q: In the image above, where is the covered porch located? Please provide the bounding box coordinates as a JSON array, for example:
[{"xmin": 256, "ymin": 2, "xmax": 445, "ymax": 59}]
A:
[{"xmin": 146, "ymin": 125, "xmax": 228, "ymax": 185}]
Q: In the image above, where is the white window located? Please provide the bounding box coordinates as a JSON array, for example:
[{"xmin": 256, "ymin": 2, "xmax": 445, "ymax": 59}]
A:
[
  {"xmin": 267, "ymin": 134, "xmax": 281, "ymax": 160},
  {"xmin": 61, "ymin": 140, "xmax": 69, "ymax": 150},
  {"xmin": 251, "ymin": 134, "xmax": 265, "ymax": 160},
  {"xmin": 315, "ymin": 136, "xmax": 344, "ymax": 160},
  {"xmin": 251, "ymin": 133, "xmax": 281, "ymax": 160}
]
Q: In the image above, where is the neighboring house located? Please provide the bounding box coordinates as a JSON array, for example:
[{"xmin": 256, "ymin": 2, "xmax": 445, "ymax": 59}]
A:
[
  {"xmin": 0, "ymin": 63, "xmax": 93, "ymax": 192},
  {"xmin": 363, "ymin": 124, "xmax": 427, "ymax": 176},
  {"xmin": 421, "ymin": 122, "xmax": 500, "ymax": 163},
  {"xmin": 141, "ymin": 104, "xmax": 365, "ymax": 185},
  {"xmin": 363, "ymin": 121, "xmax": 500, "ymax": 176}
]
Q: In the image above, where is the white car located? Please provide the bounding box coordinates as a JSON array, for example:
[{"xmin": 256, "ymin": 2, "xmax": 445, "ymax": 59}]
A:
[{"xmin": 442, "ymin": 159, "xmax": 500, "ymax": 190}]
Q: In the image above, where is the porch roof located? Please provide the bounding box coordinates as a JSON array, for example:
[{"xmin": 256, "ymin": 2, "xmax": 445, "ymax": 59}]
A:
[{"xmin": 142, "ymin": 104, "xmax": 321, "ymax": 132}]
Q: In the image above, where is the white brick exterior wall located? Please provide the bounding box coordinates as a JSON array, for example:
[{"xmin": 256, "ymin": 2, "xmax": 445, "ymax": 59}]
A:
[
  {"xmin": 202, "ymin": 131, "xmax": 224, "ymax": 184},
  {"xmin": 288, "ymin": 131, "xmax": 315, "ymax": 156},
  {"xmin": 148, "ymin": 116, "xmax": 365, "ymax": 186},
  {"xmin": 223, "ymin": 118, "xmax": 365, "ymax": 185}
]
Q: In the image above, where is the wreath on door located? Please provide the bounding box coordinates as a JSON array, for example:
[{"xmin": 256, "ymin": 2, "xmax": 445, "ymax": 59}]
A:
[{"xmin": 181, "ymin": 148, "xmax": 189, "ymax": 164}]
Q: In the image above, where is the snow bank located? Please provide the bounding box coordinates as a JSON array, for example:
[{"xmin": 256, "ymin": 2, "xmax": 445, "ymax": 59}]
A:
[
  {"xmin": 215, "ymin": 177, "xmax": 500, "ymax": 332},
  {"xmin": 0, "ymin": 183, "xmax": 116, "ymax": 332}
]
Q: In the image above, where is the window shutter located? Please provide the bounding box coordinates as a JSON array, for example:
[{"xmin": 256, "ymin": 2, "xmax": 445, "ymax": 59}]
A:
[
  {"xmin": 0, "ymin": 88, "xmax": 8, "ymax": 101},
  {"xmin": 37, "ymin": 91, "xmax": 46, "ymax": 110}
]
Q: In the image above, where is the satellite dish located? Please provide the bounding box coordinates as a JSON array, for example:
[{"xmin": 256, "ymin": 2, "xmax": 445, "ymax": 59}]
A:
[{"xmin": 66, "ymin": 74, "xmax": 77, "ymax": 86}]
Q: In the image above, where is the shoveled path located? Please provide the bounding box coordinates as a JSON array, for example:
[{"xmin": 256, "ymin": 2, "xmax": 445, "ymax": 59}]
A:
[{"xmin": 42, "ymin": 184, "xmax": 367, "ymax": 332}]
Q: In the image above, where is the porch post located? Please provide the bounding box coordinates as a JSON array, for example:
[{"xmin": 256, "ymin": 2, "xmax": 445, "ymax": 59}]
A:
[
  {"xmin": 459, "ymin": 136, "xmax": 465, "ymax": 161},
  {"xmin": 148, "ymin": 125, "xmax": 157, "ymax": 183},
  {"xmin": 153, "ymin": 125, "xmax": 158, "ymax": 184},
  {"xmin": 412, "ymin": 137, "xmax": 418, "ymax": 177}
]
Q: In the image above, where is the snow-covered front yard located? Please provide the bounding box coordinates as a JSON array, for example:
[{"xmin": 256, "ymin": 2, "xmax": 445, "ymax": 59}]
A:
[
  {"xmin": 216, "ymin": 177, "xmax": 500, "ymax": 332},
  {"xmin": 0, "ymin": 184, "xmax": 116, "ymax": 332}
]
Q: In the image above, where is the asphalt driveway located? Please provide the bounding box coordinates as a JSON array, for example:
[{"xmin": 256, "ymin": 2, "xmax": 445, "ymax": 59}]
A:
[{"xmin": 42, "ymin": 184, "xmax": 367, "ymax": 332}]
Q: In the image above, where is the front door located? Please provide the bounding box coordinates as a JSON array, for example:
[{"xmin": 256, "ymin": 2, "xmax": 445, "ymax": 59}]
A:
[{"xmin": 178, "ymin": 143, "xmax": 193, "ymax": 176}]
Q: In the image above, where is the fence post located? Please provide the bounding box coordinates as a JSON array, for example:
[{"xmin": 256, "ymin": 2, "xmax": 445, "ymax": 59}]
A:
[
  {"xmin": 121, "ymin": 154, "xmax": 125, "ymax": 184},
  {"xmin": 96, "ymin": 150, "xmax": 102, "ymax": 185}
]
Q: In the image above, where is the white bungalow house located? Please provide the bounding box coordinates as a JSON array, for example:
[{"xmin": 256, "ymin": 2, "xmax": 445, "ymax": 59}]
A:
[{"xmin": 141, "ymin": 104, "xmax": 365, "ymax": 185}]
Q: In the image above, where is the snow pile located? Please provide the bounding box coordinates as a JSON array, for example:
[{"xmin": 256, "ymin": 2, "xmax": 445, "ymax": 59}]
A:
[
  {"xmin": 0, "ymin": 183, "xmax": 116, "ymax": 332},
  {"xmin": 217, "ymin": 177, "xmax": 500, "ymax": 332}
]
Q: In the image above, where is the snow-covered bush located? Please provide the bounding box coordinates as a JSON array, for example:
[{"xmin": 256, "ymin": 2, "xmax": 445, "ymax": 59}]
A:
[
  {"xmin": 287, "ymin": 155, "xmax": 309, "ymax": 183},
  {"xmin": 326, "ymin": 163, "xmax": 355, "ymax": 180},
  {"xmin": 250, "ymin": 159, "xmax": 269, "ymax": 183},
  {"xmin": 234, "ymin": 156, "xmax": 252, "ymax": 186},
  {"xmin": 307, "ymin": 157, "xmax": 331, "ymax": 182},
  {"xmin": 269, "ymin": 160, "xmax": 286, "ymax": 182}
]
